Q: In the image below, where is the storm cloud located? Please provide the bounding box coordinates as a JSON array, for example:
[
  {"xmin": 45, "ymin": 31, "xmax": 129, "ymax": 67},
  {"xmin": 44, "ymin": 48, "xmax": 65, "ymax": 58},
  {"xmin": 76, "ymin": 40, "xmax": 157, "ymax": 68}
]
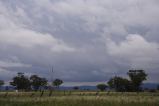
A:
[{"xmin": 0, "ymin": 0, "xmax": 159, "ymax": 85}]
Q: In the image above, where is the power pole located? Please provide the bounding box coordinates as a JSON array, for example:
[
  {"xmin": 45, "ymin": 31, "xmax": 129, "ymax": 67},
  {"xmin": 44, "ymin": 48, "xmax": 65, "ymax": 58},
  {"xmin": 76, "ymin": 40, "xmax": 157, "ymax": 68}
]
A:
[
  {"xmin": 49, "ymin": 66, "xmax": 54, "ymax": 97},
  {"xmin": 51, "ymin": 66, "xmax": 54, "ymax": 84}
]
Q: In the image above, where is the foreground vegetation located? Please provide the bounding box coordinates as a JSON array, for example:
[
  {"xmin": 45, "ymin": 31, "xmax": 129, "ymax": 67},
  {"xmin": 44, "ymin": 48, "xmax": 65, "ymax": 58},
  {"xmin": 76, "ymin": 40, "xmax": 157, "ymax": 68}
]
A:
[
  {"xmin": 0, "ymin": 70, "xmax": 158, "ymax": 106},
  {"xmin": 0, "ymin": 91, "xmax": 159, "ymax": 106}
]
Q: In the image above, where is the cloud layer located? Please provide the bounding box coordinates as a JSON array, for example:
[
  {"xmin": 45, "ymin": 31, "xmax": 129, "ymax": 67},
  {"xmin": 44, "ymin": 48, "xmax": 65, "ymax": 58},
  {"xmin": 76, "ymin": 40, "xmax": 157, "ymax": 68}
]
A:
[{"xmin": 0, "ymin": 0, "xmax": 159, "ymax": 84}]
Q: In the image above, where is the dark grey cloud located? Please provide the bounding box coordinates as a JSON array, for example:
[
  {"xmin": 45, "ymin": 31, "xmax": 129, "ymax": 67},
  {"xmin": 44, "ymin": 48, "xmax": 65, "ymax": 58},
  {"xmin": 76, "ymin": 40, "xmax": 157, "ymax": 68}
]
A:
[{"xmin": 0, "ymin": 0, "xmax": 159, "ymax": 85}]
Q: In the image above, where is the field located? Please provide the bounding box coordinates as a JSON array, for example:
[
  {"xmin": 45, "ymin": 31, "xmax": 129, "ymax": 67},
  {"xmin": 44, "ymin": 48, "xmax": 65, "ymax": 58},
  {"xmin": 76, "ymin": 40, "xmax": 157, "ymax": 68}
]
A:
[{"xmin": 0, "ymin": 91, "xmax": 159, "ymax": 106}]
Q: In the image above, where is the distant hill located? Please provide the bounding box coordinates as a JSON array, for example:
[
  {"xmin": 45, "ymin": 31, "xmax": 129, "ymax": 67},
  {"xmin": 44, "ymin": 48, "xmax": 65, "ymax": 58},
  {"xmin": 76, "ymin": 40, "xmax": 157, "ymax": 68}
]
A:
[
  {"xmin": 141, "ymin": 83, "xmax": 159, "ymax": 89},
  {"xmin": 60, "ymin": 83, "xmax": 158, "ymax": 90},
  {"xmin": 0, "ymin": 83, "xmax": 158, "ymax": 91},
  {"xmin": 59, "ymin": 86, "xmax": 97, "ymax": 90},
  {"xmin": 0, "ymin": 86, "xmax": 15, "ymax": 91}
]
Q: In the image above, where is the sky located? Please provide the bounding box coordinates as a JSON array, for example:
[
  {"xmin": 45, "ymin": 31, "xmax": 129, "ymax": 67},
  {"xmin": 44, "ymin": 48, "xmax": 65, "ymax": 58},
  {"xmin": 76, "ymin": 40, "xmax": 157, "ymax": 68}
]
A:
[{"xmin": 0, "ymin": 0, "xmax": 159, "ymax": 86}]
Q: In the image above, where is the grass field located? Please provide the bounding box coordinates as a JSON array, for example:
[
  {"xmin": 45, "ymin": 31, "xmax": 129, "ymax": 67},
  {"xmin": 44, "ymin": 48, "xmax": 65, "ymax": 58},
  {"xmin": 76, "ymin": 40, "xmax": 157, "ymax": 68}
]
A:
[{"xmin": 0, "ymin": 91, "xmax": 159, "ymax": 106}]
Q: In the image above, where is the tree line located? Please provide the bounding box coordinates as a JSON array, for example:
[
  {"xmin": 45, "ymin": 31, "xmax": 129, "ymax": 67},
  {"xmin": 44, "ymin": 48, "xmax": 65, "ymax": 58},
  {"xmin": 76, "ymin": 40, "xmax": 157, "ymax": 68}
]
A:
[
  {"xmin": 0, "ymin": 69, "xmax": 159, "ymax": 92},
  {"xmin": 97, "ymin": 70, "xmax": 150, "ymax": 92},
  {"xmin": 0, "ymin": 72, "xmax": 63, "ymax": 91}
]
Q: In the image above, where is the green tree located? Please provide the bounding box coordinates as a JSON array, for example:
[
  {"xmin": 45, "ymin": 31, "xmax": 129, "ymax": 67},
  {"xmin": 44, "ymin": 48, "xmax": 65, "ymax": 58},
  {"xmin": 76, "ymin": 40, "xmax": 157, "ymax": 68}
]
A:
[
  {"xmin": 157, "ymin": 85, "xmax": 159, "ymax": 90},
  {"xmin": 96, "ymin": 84, "xmax": 107, "ymax": 91},
  {"xmin": 0, "ymin": 80, "xmax": 4, "ymax": 86},
  {"xmin": 73, "ymin": 86, "xmax": 79, "ymax": 90},
  {"xmin": 0, "ymin": 80, "xmax": 4, "ymax": 90},
  {"xmin": 52, "ymin": 79, "xmax": 63, "ymax": 89},
  {"xmin": 107, "ymin": 76, "xmax": 131, "ymax": 92},
  {"xmin": 30, "ymin": 75, "xmax": 48, "ymax": 91},
  {"xmin": 127, "ymin": 70, "xmax": 147, "ymax": 91},
  {"xmin": 10, "ymin": 72, "xmax": 31, "ymax": 91}
]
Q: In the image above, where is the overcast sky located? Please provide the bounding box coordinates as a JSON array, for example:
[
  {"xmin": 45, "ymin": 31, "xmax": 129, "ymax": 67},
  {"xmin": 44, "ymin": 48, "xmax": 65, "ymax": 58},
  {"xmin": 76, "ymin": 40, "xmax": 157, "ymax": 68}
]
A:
[{"xmin": 0, "ymin": 0, "xmax": 159, "ymax": 86}]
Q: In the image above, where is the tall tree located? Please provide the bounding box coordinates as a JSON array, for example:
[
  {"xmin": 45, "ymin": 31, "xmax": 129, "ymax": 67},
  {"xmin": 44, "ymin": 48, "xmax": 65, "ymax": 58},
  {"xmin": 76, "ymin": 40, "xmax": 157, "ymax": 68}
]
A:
[
  {"xmin": 107, "ymin": 76, "xmax": 132, "ymax": 92},
  {"xmin": 30, "ymin": 75, "xmax": 48, "ymax": 91},
  {"xmin": 52, "ymin": 79, "xmax": 63, "ymax": 89},
  {"xmin": 157, "ymin": 85, "xmax": 159, "ymax": 90},
  {"xmin": 0, "ymin": 80, "xmax": 4, "ymax": 90},
  {"xmin": 96, "ymin": 84, "xmax": 107, "ymax": 91},
  {"xmin": 0, "ymin": 80, "xmax": 4, "ymax": 86},
  {"xmin": 10, "ymin": 72, "xmax": 31, "ymax": 91},
  {"xmin": 127, "ymin": 70, "xmax": 147, "ymax": 91},
  {"xmin": 73, "ymin": 86, "xmax": 79, "ymax": 90}
]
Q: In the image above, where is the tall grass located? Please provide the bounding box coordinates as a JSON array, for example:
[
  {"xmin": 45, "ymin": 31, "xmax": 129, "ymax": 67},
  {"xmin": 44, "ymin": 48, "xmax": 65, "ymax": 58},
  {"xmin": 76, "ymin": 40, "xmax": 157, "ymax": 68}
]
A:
[{"xmin": 0, "ymin": 91, "xmax": 158, "ymax": 106}]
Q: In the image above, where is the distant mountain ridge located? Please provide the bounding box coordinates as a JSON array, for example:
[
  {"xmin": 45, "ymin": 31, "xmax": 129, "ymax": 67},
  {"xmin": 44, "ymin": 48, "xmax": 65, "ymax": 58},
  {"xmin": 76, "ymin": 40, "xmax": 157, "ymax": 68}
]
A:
[
  {"xmin": 0, "ymin": 83, "xmax": 158, "ymax": 91},
  {"xmin": 141, "ymin": 83, "xmax": 159, "ymax": 89},
  {"xmin": 60, "ymin": 83, "xmax": 159, "ymax": 90}
]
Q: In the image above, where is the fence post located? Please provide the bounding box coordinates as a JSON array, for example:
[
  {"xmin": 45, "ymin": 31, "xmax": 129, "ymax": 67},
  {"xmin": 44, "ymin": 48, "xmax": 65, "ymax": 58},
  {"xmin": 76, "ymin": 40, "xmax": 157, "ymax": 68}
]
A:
[{"xmin": 40, "ymin": 90, "xmax": 44, "ymax": 97}]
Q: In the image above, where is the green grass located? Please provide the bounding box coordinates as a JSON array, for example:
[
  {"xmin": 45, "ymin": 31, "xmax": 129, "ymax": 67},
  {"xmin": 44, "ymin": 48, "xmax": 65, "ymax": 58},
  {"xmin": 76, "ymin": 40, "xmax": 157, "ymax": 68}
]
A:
[{"xmin": 0, "ymin": 91, "xmax": 159, "ymax": 106}]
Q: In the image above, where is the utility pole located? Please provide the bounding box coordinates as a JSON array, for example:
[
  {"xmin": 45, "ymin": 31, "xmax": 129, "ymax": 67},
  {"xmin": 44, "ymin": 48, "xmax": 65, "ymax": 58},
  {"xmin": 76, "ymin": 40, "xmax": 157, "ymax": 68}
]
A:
[
  {"xmin": 51, "ymin": 66, "xmax": 54, "ymax": 84},
  {"xmin": 49, "ymin": 66, "xmax": 54, "ymax": 97}
]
